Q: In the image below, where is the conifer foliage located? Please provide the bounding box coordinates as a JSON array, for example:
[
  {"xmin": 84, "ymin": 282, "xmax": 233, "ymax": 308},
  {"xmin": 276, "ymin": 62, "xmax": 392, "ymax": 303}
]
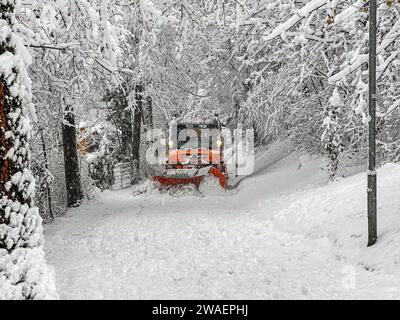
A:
[{"xmin": 0, "ymin": 0, "xmax": 57, "ymax": 299}]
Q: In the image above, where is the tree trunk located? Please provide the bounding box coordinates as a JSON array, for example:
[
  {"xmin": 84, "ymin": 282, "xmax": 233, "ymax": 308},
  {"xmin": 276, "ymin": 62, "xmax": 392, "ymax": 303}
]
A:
[
  {"xmin": 145, "ymin": 96, "xmax": 153, "ymax": 129},
  {"xmin": 0, "ymin": 83, "xmax": 10, "ymax": 203},
  {"xmin": 41, "ymin": 131, "xmax": 54, "ymax": 220},
  {"xmin": 122, "ymin": 102, "xmax": 133, "ymax": 160},
  {"xmin": 132, "ymin": 85, "xmax": 143, "ymax": 168},
  {"xmin": 62, "ymin": 104, "xmax": 83, "ymax": 207}
]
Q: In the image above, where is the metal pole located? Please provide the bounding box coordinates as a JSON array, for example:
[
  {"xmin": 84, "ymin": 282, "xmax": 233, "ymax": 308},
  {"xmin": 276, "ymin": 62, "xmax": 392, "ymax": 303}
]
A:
[{"xmin": 367, "ymin": 0, "xmax": 377, "ymax": 247}]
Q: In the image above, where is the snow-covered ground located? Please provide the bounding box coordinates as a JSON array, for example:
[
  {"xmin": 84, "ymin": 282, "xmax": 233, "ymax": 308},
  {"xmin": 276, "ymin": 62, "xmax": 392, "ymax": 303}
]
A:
[{"xmin": 44, "ymin": 145, "xmax": 400, "ymax": 299}]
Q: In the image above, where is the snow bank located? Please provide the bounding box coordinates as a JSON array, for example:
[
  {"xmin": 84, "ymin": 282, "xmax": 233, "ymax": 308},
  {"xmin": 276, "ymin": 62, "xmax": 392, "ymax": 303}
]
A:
[
  {"xmin": 255, "ymin": 162, "xmax": 400, "ymax": 278},
  {"xmin": 253, "ymin": 140, "xmax": 294, "ymax": 175}
]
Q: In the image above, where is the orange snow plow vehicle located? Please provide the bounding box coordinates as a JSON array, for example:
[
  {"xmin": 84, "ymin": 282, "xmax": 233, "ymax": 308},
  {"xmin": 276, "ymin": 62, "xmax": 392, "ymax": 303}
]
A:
[{"xmin": 153, "ymin": 119, "xmax": 228, "ymax": 190}]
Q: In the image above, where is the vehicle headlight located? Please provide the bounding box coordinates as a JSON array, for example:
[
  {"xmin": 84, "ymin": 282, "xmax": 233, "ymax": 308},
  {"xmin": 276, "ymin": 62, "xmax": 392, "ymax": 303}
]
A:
[
  {"xmin": 160, "ymin": 138, "xmax": 166, "ymax": 145},
  {"xmin": 168, "ymin": 140, "xmax": 174, "ymax": 148},
  {"xmin": 217, "ymin": 140, "xmax": 222, "ymax": 148}
]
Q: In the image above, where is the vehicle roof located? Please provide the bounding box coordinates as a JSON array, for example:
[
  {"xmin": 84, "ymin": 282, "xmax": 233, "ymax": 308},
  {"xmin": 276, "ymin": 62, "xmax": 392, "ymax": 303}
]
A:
[{"xmin": 177, "ymin": 119, "xmax": 219, "ymax": 126}]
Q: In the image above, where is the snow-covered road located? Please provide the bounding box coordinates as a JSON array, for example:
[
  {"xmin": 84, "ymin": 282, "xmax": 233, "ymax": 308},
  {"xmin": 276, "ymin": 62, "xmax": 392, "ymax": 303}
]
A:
[{"xmin": 44, "ymin": 151, "xmax": 400, "ymax": 299}]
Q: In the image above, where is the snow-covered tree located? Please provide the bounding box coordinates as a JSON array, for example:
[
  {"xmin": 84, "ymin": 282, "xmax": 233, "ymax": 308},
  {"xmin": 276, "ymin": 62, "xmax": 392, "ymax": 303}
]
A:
[
  {"xmin": 229, "ymin": 0, "xmax": 400, "ymax": 165},
  {"xmin": 322, "ymin": 86, "xmax": 344, "ymax": 179},
  {"xmin": 22, "ymin": 0, "xmax": 124, "ymax": 207},
  {"xmin": 0, "ymin": 0, "xmax": 57, "ymax": 299}
]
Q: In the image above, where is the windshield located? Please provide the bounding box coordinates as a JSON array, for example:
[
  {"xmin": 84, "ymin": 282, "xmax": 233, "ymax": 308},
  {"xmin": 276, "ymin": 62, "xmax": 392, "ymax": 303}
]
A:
[{"xmin": 175, "ymin": 125, "xmax": 219, "ymax": 150}]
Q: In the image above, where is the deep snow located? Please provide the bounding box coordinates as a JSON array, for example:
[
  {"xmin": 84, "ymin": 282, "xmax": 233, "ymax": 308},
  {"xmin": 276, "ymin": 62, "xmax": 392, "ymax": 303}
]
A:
[{"xmin": 44, "ymin": 146, "xmax": 400, "ymax": 299}]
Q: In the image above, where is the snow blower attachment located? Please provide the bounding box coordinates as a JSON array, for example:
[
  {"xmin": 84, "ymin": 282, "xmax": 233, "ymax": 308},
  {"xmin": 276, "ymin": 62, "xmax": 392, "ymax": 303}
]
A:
[{"xmin": 153, "ymin": 119, "xmax": 228, "ymax": 190}]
